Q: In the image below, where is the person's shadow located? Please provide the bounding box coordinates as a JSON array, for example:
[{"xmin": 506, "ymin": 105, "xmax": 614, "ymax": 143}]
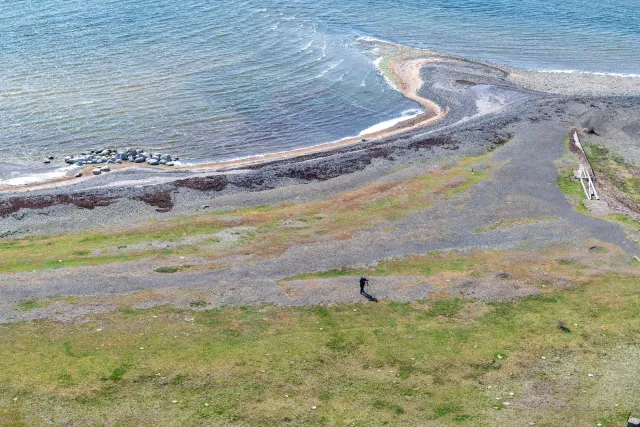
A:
[{"xmin": 360, "ymin": 291, "xmax": 378, "ymax": 302}]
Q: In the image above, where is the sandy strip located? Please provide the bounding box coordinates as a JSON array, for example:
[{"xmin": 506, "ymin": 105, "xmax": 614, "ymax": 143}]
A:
[{"xmin": 184, "ymin": 56, "xmax": 447, "ymax": 170}]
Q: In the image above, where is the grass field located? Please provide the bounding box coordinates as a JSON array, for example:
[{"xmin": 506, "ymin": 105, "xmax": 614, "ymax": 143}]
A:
[{"xmin": 1, "ymin": 269, "xmax": 639, "ymax": 426}]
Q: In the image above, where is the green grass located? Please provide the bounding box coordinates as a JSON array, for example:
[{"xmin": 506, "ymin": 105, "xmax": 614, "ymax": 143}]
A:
[
  {"xmin": 16, "ymin": 300, "xmax": 41, "ymax": 311},
  {"xmin": 154, "ymin": 265, "xmax": 192, "ymax": 274},
  {"xmin": 285, "ymin": 251, "xmax": 475, "ymax": 281},
  {"xmin": 474, "ymin": 217, "xmax": 556, "ymax": 233},
  {"xmin": 606, "ymin": 214, "xmax": 640, "ymax": 233},
  {"xmin": 584, "ymin": 142, "xmax": 640, "ymax": 203},
  {"xmin": 1, "ymin": 273, "xmax": 639, "ymax": 425}
]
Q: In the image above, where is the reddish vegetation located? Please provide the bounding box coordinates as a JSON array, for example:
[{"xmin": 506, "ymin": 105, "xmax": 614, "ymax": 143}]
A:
[
  {"xmin": 174, "ymin": 176, "xmax": 228, "ymax": 191},
  {"xmin": 133, "ymin": 190, "xmax": 174, "ymax": 213},
  {"xmin": 408, "ymin": 136, "xmax": 458, "ymax": 150},
  {"xmin": 0, "ymin": 194, "xmax": 116, "ymax": 218}
]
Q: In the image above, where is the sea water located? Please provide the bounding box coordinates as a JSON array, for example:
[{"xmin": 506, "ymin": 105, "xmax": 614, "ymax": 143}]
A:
[{"xmin": 1, "ymin": 0, "xmax": 639, "ymax": 165}]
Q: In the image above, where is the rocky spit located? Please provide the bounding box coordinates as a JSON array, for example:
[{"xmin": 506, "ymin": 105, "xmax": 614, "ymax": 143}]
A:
[{"xmin": 55, "ymin": 148, "xmax": 180, "ymax": 176}]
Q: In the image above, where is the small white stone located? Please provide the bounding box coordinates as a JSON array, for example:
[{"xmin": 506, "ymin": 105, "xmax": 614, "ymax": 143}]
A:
[
  {"xmin": 497, "ymin": 354, "xmax": 503, "ymax": 359},
  {"xmin": 311, "ymin": 406, "xmax": 317, "ymax": 410},
  {"xmin": 319, "ymin": 328, "xmax": 323, "ymax": 330},
  {"xmin": 171, "ymin": 400, "xmax": 178, "ymax": 404},
  {"xmin": 96, "ymin": 328, "xmax": 102, "ymax": 332},
  {"xmin": 503, "ymin": 402, "xmax": 510, "ymax": 406},
  {"xmin": 260, "ymin": 370, "xmax": 265, "ymax": 373},
  {"xmin": 588, "ymin": 373, "xmax": 595, "ymax": 377},
  {"xmin": 58, "ymin": 260, "xmax": 63, "ymax": 263},
  {"xmin": 204, "ymin": 403, "xmax": 209, "ymax": 406},
  {"xmin": 13, "ymin": 397, "xmax": 18, "ymax": 401},
  {"xmin": 509, "ymin": 392, "xmax": 514, "ymax": 396},
  {"xmin": 473, "ymin": 345, "xmax": 478, "ymax": 348},
  {"xmin": 284, "ymin": 394, "xmax": 288, "ymax": 398},
  {"xmin": 140, "ymin": 347, "xmax": 144, "ymax": 350},
  {"xmin": 541, "ymin": 356, "xmax": 546, "ymax": 359}
]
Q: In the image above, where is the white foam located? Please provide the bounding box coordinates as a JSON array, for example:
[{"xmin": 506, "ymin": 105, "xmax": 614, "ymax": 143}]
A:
[
  {"xmin": 316, "ymin": 59, "xmax": 344, "ymax": 78},
  {"xmin": 358, "ymin": 108, "xmax": 423, "ymax": 135},
  {"xmin": 537, "ymin": 69, "xmax": 640, "ymax": 78},
  {"xmin": 371, "ymin": 56, "xmax": 400, "ymax": 92},
  {"xmin": 300, "ymin": 41, "xmax": 313, "ymax": 52},
  {"xmin": 0, "ymin": 165, "xmax": 76, "ymax": 187}
]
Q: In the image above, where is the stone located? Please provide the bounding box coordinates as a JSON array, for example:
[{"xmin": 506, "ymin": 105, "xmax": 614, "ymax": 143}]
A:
[
  {"xmin": 584, "ymin": 200, "xmax": 613, "ymax": 216},
  {"xmin": 160, "ymin": 154, "xmax": 172, "ymax": 161},
  {"xmin": 75, "ymin": 172, "xmax": 83, "ymax": 178},
  {"xmin": 166, "ymin": 162, "xmax": 175, "ymax": 166},
  {"xmin": 101, "ymin": 166, "xmax": 110, "ymax": 172},
  {"xmin": 147, "ymin": 159, "xmax": 160, "ymax": 165},
  {"xmin": 48, "ymin": 156, "xmax": 55, "ymax": 160},
  {"xmin": 134, "ymin": 157, "xmax": 145, "ymax": 163},
  {"xmin": 92, "ymin": 169, "xmax": 102, "ymax": 175},
  {"xmin": 43, "ymin": 159, "xmax": 50, "ymax": 164}
]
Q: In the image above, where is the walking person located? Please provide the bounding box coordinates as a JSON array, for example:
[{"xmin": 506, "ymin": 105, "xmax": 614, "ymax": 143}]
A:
[{"xmin": 359, "ymin": 276, "xmax": 369, "ymax": 294}]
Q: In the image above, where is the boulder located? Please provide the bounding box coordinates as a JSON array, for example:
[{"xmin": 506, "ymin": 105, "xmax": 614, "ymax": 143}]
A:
[
  {"xmin": 160, "ymin": 154, "xmax": 172, "ymax": 162},
  {"xmin": 92, "ymin": 169, "xmax": 102, "ymax": 175},
  {"xmin": 134, "ymin": 157, "xmax": 145, "ymax": 163},
  {"xmin": 75, "ymin": 172, "xmax": 83, "ymax": 178},
  {"xmin": 101, "ymin": 166, "xmax": 110, "ymax": 172},
  {"xmin": 159, "ymin": 160, "xmax": 168, "ymax": 165},
  {"xmin": 166, "ymin": 162, "xmax": 175, "ymax": 166},
  {"xmin": 147, "ymin": 159, "xmax": 160, "ymax": 166}
]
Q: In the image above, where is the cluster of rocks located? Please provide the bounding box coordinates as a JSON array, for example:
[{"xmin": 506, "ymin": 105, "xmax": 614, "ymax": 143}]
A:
[{"xmin": 44, "ymin": 148, "xmax": 181, "ymax": 177}]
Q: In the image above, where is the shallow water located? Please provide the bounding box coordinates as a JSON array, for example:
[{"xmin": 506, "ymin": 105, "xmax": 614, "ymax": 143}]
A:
[{"xmin": 1, "ymin": 0, "xmax": 639, "ymax": 165}]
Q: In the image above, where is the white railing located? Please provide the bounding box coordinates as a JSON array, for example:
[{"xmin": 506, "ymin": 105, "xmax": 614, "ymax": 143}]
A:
[{"xmin": 573, "ymin": 132, "xmax": 599, "ymax": 201}]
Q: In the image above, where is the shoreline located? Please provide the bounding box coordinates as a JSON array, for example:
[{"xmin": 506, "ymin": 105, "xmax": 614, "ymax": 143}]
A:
[
  {"xmin": 0, "ymin": 48, "xmax": 448, "ymax": 193},
  {"xmin": 3, "ymin": 40, "xmax": 640, "ymax": 195}
]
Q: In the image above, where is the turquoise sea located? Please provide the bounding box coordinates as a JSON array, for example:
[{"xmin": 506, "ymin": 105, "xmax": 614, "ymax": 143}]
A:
[{"xmin": 2, "ymin": 0, "xmax": 640, "ymax": 164}]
